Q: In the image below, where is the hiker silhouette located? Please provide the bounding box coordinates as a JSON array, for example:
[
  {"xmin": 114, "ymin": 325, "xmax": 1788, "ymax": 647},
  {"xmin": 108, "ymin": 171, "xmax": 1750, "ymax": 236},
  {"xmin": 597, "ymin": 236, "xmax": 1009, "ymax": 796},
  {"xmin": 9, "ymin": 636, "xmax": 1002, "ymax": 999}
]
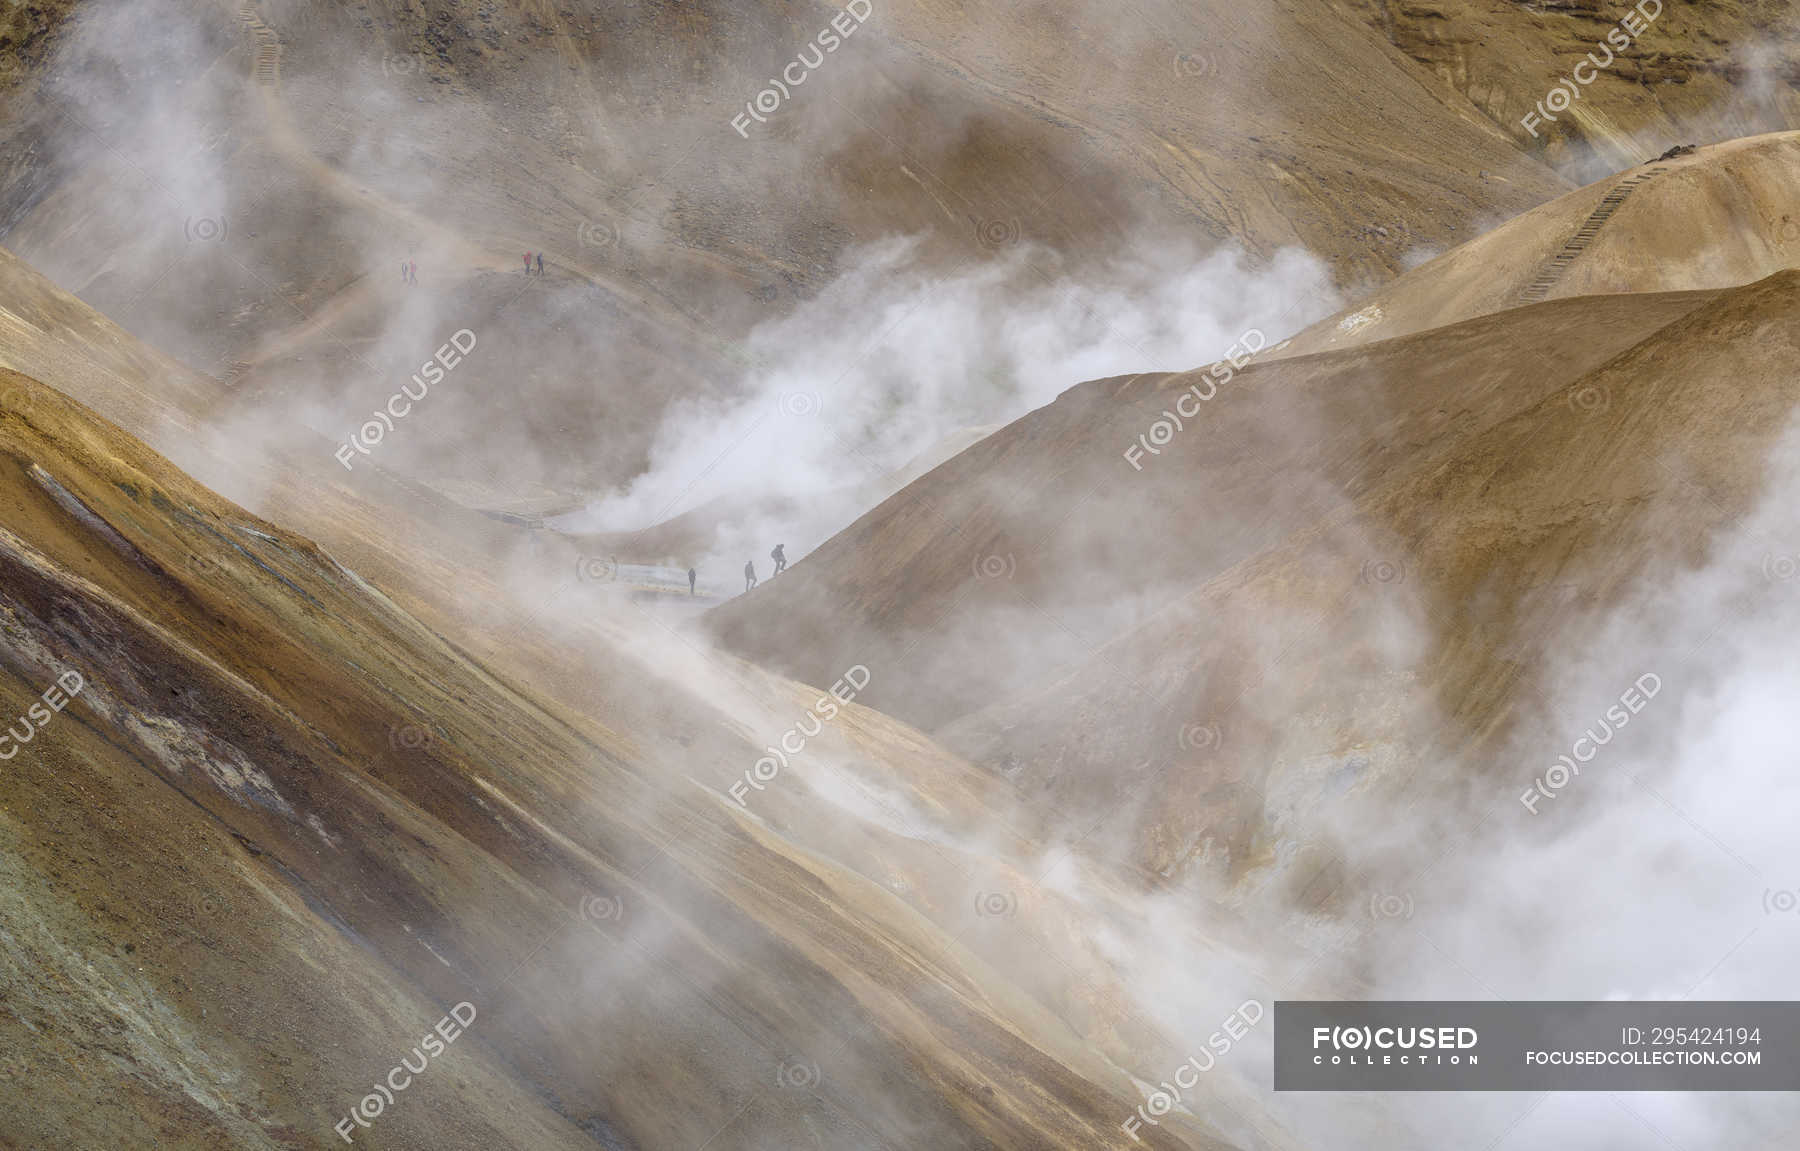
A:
[
  {"xmin": 770, "ymin": 544, "xmax": 787, "ymax": 575},
  {"xmin": 688, "ymin": 567, "xmax": 697, "ymax": 596},
  {"xmin": 744, "ymin": 561, "xmax": 757, "ymax": 592}
]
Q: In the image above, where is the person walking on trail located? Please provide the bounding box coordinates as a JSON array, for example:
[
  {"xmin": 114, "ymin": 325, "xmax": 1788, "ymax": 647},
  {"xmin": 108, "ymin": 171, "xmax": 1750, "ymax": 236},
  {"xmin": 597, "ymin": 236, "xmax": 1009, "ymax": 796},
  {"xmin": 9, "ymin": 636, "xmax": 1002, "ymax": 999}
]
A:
[
  {"xmin": 524, "ymin": 252, "xmax": 533, "ymax": 275},
  {"xmin": 535, "ymin": 252, "xmax": 545, "ymax": 276},
  {"xmin": 744, "ymin": 560, "xmax": 757, "ymax": 592},
  {"xmin": 770, "ymin": 543, "xmax": 787, "ymax": 575},
  {"xmin": 687, "ymin": 567, "xmax": 697, "ymax": 596}
]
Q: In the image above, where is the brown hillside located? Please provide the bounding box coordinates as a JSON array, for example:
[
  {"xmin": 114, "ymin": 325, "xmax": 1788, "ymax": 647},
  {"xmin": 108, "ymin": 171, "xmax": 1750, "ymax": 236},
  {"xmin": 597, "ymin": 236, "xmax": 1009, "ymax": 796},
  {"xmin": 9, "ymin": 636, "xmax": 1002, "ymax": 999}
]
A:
[
  {"xmin": 1281, "ymin": 131, "xmax": 1800, "ymax": 356},
  {"xmin": 0, "ymin": 365, "xmax": 1253, "ymax": 1148},
  {"xmin": 707, "ymin": 287, "xmax": 1719, "ymax": 735},
  {"xmin": 1329, "ymin": 0, "xmax": 1800, "ymax": 169},
  {"xmin": 950, "ymin": 268, "xmax": 1800, "ymax": 880},
  {"xmin": 0, "ymin": 0, "xmax": 1574, "ymax": 509}
]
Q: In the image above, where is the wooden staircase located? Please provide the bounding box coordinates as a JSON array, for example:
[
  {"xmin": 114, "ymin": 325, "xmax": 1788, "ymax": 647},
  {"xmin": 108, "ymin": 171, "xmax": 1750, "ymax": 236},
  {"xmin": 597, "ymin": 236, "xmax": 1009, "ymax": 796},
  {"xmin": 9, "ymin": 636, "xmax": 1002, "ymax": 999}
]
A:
[
  {"xmin": 238, "ymin": 3, "xmax": 282, "ymax": 88},
  {"xmin": 1518, "ymin": 165, "xmax": 1667, "ymax": 304}
]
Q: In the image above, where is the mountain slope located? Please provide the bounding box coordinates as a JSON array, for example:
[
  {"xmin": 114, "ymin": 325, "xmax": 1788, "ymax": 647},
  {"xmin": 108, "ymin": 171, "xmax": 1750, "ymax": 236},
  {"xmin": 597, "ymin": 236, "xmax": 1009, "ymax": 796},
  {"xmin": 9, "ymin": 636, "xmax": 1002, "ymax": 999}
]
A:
[
  {"xmin": 706, "ymin": 287, "xmax": 1719, "ymax": 734},
  {"xmin": 0, "ymin": 367, "xmax": 1235, "ymax": 1149},
  {"xmin": 943, "ymin": 268, "xmax": 1800, "ymax": 879},
  {"xmin": 1280, "ymin": 131, "xmax": 1800, "ymax": 356},
  {"xmin": 0, "ymin": 0, "xmax": 1573, "ymax": 510},
  {"xmin": 1329, "ymin": 0, "xmax": 1800, "ymax": 169},
  {"xmin": 713, "ymin": 256, "xmax": 1799, "ymax": 886}
]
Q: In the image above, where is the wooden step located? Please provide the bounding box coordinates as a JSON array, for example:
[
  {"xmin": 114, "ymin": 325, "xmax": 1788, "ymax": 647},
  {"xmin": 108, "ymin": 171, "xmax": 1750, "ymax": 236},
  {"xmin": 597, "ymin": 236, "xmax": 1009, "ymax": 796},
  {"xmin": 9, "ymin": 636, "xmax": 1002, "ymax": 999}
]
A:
[
  {"xmin": 240, "ymin": 2, "xmax": 281, "ymax": 86},
  {"xmin": 1515, "ymin": 165, "xmax": 1669, "ymax": 304}
]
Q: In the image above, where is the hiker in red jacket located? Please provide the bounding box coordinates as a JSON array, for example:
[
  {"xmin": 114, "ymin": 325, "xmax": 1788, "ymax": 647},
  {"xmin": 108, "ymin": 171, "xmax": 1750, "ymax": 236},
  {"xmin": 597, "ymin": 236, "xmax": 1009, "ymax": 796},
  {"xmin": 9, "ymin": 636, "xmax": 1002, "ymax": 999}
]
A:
[{"xmin": 524, "ymin": 252, "xmax": 533, "ymax": 275}]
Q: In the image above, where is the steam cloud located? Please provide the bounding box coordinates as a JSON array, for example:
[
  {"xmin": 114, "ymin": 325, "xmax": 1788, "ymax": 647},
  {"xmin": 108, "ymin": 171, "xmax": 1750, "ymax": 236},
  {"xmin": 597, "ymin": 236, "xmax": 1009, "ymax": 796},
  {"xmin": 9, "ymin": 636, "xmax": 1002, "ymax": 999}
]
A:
[{"xmin": 6, "ymin": 2, "xmax": 1800, "ymax": 1150}]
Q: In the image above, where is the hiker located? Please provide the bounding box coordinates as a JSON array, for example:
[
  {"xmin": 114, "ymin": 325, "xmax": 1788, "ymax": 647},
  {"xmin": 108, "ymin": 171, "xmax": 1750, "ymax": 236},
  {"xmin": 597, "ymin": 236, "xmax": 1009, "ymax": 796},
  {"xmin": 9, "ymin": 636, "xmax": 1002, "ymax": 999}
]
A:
[
  {"xmin": 687, "ymin": 567, "xmax": 697, "ymax": 596},
  {"xmin": 770, "ymin": 543, "xmax": 787, "ymax": 575},
  {"xmin": 401, "ymin": 261, "xmax": 408, "ymax": 283},
  {"xmin": 535, "ymin": 252, "xmax": 545, "ymax": 276},
  {"xmin": 744, "ymin": 560, "xmax": 756, "ymax": 592},
  {"xmin": 524, "ymin": 252, "xmax": 533, "ymax": 275},
  {"xmin": 409, "ymin": 260, "xmax": 418, "ymax": 284}
]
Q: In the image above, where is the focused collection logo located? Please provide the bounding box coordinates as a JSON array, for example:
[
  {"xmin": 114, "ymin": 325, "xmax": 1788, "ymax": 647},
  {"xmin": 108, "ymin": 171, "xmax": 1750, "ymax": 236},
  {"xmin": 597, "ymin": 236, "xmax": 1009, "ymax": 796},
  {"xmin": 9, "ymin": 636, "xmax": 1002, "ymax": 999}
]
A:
[{"xmin": 1309, "ymin": 1024, "xmax": 1480, "ymax": 1067}]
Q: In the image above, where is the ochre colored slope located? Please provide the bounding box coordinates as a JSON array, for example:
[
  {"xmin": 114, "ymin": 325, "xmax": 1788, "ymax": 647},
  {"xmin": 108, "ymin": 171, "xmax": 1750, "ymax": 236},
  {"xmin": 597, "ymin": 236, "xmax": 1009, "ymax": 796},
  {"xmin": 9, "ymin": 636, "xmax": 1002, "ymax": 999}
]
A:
[
  {"xmin": 707, "ymin": 288, "xmax": 1719, "ymax": 736},
  {"xmin": 1328, "ymin": 0, "xmax": 1800, "ymax": 169},
  {"xmin": 1282, "ymin": 132, "xmax": 1800, "ymax": 356},
  {"xmin": 949, "ymin": 269, "xmax": 1800, "ymax": 880},
  {"xmin": 0, "ymin": 369, "xmax": 1232, "ymax": 1149},
  {"xmin": 0, "ymin": 0, "xmax": 1571, "ymax": 507}
]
